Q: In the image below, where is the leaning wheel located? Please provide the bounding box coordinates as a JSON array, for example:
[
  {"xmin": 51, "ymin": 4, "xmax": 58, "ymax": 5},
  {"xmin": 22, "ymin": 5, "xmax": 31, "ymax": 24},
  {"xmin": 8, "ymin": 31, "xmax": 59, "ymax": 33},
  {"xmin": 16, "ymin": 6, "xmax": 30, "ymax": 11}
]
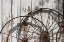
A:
[{"xmin": 0, "ymin": 8, "xmax": 62, "ymax": 42}]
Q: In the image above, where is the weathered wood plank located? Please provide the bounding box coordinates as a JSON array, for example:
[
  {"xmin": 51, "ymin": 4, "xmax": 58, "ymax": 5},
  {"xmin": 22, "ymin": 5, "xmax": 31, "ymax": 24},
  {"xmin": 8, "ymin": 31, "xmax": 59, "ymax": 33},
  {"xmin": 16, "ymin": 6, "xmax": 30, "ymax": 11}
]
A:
[{"xmin": 2, "ymin": 0, "xmax": 63, "ymax": 42}]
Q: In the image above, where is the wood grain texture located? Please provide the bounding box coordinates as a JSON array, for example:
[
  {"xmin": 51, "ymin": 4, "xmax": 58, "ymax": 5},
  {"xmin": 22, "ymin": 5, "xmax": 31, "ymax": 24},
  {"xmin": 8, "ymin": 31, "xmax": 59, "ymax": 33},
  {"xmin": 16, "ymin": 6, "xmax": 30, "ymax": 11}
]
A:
[{"xmin": 2, "ymin": 0, "xmax": 62, "ymax": 42}]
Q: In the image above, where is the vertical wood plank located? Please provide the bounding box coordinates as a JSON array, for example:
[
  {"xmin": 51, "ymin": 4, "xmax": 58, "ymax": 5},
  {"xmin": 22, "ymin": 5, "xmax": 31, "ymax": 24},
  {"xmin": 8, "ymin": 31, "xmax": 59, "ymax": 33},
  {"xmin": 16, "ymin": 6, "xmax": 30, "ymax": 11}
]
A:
[{"xmin": 2, "ymin": 0, "xmax": 11, "ymax": 42}]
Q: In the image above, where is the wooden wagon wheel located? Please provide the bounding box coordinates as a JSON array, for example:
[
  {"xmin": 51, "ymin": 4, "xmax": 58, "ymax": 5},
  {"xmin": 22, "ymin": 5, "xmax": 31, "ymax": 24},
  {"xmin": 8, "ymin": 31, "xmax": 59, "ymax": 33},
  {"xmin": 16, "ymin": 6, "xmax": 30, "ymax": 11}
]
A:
[{"xmin": 0, "ymin": 8, "xmax": 62, "ymax": 42}]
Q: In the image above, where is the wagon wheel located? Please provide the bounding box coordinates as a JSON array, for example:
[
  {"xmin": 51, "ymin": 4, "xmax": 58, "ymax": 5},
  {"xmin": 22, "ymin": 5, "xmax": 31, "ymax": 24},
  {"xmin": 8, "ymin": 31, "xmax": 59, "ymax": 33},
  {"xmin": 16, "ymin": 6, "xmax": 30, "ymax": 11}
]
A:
[{"xmin": 0, "ymin": 8, "xmax": 62, "ymax": 42}]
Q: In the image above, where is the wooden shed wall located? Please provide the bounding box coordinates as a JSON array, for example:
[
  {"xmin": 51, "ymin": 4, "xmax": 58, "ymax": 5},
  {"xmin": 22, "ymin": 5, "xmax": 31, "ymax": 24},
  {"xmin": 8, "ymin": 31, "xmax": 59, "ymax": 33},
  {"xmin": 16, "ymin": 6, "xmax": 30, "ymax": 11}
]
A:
[{"xmin": 2, "ymin": 0, "xmax": 63, "ymax": 42}]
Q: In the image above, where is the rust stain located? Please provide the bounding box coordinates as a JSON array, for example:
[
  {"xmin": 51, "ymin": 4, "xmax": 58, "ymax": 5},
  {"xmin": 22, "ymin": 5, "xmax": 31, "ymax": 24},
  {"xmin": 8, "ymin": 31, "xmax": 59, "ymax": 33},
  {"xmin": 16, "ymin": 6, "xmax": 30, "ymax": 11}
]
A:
[
  {"xmin": 27, "ymin": 6, "xmax": 30, "ymax": 12},
  {"xmin": 22, "ymin": 7, "xmax": 24, "ymax": 11},
  {"xmin": 40, "ymin": 31, "xmax": 50, "ymax": 42},
  {"xmin": 22, "ymin": 37, "xmax": 28, "ymax": 42}
]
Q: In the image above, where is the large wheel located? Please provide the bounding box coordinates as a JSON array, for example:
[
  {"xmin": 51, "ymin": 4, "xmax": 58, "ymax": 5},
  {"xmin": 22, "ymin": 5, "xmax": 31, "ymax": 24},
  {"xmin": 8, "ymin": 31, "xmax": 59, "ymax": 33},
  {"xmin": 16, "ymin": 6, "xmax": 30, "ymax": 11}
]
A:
[{"xmin": 0, "ymin": 8, "xmax": 62, "ymax": 42}]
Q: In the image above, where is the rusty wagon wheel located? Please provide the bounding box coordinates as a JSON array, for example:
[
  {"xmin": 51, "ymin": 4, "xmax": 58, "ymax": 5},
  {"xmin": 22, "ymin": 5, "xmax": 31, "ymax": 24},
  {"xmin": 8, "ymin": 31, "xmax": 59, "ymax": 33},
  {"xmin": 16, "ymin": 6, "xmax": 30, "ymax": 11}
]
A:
[{"xmin": 0, "ymin": 8, "xmax": 63, "ymax": 42}]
